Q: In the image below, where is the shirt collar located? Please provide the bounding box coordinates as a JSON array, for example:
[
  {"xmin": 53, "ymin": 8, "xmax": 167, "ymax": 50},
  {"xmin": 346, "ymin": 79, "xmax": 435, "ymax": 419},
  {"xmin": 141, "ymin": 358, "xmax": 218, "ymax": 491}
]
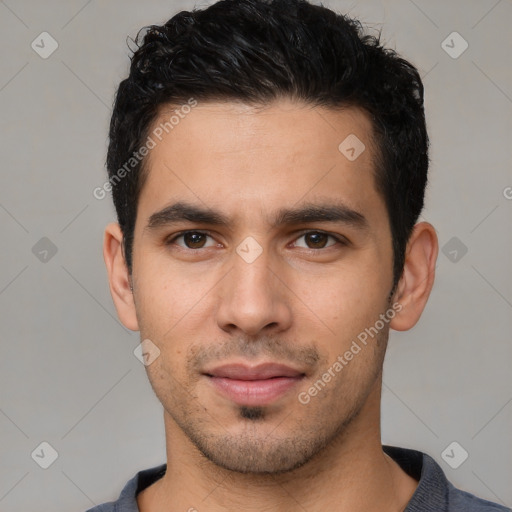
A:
[{"xmin": 113, "ymin": 445, "xmax": 448, "ymax": 511}]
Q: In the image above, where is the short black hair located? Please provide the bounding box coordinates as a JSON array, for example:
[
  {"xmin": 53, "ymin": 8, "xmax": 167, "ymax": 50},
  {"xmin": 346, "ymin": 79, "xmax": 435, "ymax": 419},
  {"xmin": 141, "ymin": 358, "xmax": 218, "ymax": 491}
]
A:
[{"xmin": 106, "ymin": 0, "xmax": 429, "ymax": 287}]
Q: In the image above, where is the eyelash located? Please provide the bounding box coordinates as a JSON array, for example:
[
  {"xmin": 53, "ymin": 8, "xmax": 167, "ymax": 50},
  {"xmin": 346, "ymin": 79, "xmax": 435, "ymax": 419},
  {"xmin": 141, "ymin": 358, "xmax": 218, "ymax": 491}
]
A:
[{"xmin": 165, "ymin": 230, "xmax": 348, "ymax": 251}]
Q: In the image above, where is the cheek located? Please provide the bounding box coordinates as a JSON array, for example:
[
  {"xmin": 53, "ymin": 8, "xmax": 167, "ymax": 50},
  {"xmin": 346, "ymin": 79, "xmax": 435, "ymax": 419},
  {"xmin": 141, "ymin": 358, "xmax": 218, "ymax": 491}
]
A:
[
  {"xmin": 134, "ymin": 256, "xmax": 210, "ymax": 334},
  {"xmin": 290, "ymin": 263, "xmax": 390, "ymax": 335},
  {"xmin": 134, "ymin": 270, "xmax": 214, "ymax": 380}
]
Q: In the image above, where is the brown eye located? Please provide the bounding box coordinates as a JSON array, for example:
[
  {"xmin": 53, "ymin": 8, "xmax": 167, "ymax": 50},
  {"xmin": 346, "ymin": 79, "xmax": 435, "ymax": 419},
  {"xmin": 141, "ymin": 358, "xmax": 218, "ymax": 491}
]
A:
[
  {"xmin": 294, "ymin": 231, "xmax": 339, "ymax": 249},
  {"xmin": 183, "ymin": 232, "xmax": 207, "ymax": 248},
  {"xmin": 304, "ymin": 232, "xmax": 329, "ymax": 248},
  {"xmin": 168, "ymin": 231, "xmax": 216, "ymax": 249}
]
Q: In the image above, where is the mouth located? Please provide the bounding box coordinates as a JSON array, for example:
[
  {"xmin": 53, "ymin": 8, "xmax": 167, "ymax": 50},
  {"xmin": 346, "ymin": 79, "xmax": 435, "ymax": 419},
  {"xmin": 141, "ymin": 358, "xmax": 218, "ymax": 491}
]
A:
[{"xmin": 203, "ymin": 362, "xmax": 306, "ymax": 407}]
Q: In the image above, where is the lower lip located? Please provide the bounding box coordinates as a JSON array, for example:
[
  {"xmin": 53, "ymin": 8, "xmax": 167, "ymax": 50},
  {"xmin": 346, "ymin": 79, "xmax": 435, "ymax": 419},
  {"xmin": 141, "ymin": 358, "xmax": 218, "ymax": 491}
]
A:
[{"xmin": 207, "ymin": 376, "xmax": 303, "ymax": 406}]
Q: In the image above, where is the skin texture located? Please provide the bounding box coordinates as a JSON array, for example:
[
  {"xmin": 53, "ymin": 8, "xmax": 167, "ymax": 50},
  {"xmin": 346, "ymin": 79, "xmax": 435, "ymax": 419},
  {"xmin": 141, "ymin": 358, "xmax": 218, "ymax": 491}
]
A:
[{"xmin": 103, "ymin": 99, "xmax": 438, "ymax": 511}]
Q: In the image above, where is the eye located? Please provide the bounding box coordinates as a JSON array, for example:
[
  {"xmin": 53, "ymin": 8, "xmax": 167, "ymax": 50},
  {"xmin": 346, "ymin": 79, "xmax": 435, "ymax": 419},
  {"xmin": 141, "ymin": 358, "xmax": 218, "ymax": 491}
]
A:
[
  {"xmin": 167, "ymin": 231, "xmax": 217, "ymax": 249},
  {"xmin": 292, "ymin": 231, "xmax": 343, "ymax": 249},
  {"xmin": 166, "ymin": 230, "xmax": 346, "ymax": 252}
]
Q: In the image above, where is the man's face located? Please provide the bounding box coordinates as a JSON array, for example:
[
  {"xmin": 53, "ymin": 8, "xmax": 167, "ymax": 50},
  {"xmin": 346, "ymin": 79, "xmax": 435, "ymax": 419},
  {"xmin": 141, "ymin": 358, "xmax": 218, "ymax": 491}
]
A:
[{"xmin": 130, "ymin": 100, "xmax": 395, "ymax": 474}]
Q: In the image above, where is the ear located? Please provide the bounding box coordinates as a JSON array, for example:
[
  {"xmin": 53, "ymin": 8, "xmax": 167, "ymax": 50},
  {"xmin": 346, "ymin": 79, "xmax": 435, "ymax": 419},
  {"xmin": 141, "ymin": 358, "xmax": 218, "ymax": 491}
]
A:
[
  {"xmin": 103, "ymin": 222, "xmax": 139, "ymax": 331},
  {"xmin": 389, "ymin": 222, "xmax": 438, "ymax": 331}
]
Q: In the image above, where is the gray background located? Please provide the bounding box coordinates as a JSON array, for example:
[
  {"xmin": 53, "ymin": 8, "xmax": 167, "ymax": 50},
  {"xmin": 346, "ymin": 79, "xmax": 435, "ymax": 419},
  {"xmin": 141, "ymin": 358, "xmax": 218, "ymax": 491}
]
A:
[{"xmin": 1, "ymin": 0, "xmax": 511, "ymax": 510}]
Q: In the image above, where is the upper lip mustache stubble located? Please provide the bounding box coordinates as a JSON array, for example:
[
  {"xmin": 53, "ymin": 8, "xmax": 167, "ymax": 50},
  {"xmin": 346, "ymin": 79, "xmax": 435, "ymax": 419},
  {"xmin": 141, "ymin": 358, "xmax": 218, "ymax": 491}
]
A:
[{"xmin": 203, "ymin": 363, "xmax": 305, "ymax": 380}]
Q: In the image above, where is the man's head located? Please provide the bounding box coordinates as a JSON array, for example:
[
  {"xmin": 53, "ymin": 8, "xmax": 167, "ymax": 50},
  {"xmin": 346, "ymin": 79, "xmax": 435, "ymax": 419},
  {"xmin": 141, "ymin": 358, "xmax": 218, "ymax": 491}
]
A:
[
  {"xmin": 106, "ymin": 0, "xmax": 429, "ymax": 288},
  {"xmin": 103, "ymin": 0, "xmax": 437, "ymax": 475}
]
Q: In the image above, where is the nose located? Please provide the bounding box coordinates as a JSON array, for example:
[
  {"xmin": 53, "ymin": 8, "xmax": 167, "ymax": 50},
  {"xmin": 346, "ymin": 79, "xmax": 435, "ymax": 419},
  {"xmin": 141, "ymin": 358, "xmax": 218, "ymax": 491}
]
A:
[{"xmin": 215, "ymin": 247, "xmax": 292, "ymax": 337}]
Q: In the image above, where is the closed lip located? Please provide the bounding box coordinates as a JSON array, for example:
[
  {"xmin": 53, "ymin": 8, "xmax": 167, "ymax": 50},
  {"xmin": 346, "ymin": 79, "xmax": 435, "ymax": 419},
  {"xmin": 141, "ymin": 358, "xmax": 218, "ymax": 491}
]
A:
[{"xmin": 203, "ymin": 362, "xmax": 305, "ymax": 380}]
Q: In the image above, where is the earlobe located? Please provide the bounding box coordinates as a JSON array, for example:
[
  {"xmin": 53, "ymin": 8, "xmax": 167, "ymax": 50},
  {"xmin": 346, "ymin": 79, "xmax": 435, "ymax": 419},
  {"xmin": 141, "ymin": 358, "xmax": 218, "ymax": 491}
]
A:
[
  {"xmin": 103, "ymin": 222, "xmax": 140, "ymax": 331},
  {"xmin": 389, "ymin": 222, "xmax": 438, "ymax": 332}
]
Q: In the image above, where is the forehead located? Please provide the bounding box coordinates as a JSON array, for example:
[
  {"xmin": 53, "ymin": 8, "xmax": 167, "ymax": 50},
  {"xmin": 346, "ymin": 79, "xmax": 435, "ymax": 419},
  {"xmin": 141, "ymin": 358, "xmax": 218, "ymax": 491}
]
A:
[
  {"xmin": 148, "ymin": 99, "xmax": 376, "ymax": 160},
  {"xmin": 136, "ymin": 99, "xmax": 384, "ymax": 227}
]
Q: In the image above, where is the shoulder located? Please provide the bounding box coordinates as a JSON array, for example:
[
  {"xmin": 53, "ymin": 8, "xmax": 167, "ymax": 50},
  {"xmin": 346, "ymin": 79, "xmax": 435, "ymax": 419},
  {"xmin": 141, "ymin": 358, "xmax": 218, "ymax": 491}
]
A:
[
  {"xmin": 447, "ymin": 482, "xmax": 511, "ymax": 512},
  {"xmin": 84, "ymin": 503, "xmax": 116, "ymax": 512},
  {"xmin": 82, "ymin": 463, "xmax": 167, "ymax": 512},
  {"xmin": 383, "ymin": 445, "xmax": 510, "ymax": 512}
]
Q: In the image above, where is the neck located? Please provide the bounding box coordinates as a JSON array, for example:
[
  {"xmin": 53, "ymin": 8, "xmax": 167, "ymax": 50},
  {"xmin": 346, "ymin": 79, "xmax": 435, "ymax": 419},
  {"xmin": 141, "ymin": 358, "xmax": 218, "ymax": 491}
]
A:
[{"xmin": 137, "ymin": 381, "xmax": 418, "ymax": 512}]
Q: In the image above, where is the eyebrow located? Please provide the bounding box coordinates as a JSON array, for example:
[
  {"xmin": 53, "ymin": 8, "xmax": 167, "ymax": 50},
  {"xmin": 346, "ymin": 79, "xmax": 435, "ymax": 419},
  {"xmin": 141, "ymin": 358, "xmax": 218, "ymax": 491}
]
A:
[{"xmin": 145, "ymin": 200, "xmax": 369, "ymax": 232}]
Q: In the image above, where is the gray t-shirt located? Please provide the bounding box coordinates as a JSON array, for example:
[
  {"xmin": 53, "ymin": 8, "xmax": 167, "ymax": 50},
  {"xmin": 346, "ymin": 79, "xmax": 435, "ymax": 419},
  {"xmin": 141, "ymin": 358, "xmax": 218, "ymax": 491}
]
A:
[{"xmin": 85, "ymin": 445, "xmax": 510, "ymax": 511}]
